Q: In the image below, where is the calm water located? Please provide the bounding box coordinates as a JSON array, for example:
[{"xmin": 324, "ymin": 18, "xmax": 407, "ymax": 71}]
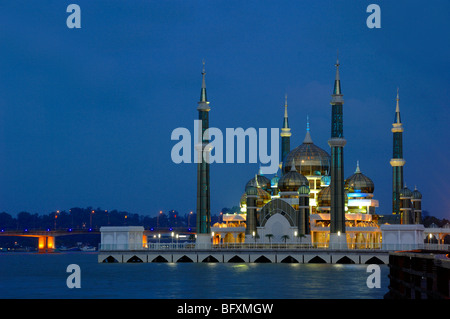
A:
[{"xmin": 0, "ymin": 252, "xmax": 389, "ymax": 299}]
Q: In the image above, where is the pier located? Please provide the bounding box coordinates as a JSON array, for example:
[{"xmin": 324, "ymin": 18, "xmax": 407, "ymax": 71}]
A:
[
  {"xmin": 98, "ymin": 243, "xmax": 390, "ymax": 264},
  {"xmin": 97, "ymin": 226, "xmax": 449, "ymax": 264}
]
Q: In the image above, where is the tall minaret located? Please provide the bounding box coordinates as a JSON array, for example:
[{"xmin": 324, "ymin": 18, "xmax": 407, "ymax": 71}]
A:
[
  {"xmin": 196, "ymin": 61, "xmax": 211, "ymax": 246},
  {"xmin": 390, "ymin": 88, "xmax": 405, "ymax": 215},
  {"xmin": 328, "ymin": 55, "xmax": 347, "ymax": 246},
  {"xmin": 280, "ymin": 93, "xmax": 291, "ymax": 173}
]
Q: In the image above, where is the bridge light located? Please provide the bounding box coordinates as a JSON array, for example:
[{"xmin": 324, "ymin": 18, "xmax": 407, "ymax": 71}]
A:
[{"xmin": 47, "ymin": 228, "xmax": 50, "ymax": 232}]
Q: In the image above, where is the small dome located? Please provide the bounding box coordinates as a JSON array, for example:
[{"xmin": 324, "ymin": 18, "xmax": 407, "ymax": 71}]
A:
[
  {"xmin": 400, "ymin": 186, "xmax": 412, "ymax": 198},
  {"xmin": 278, "ymin": 163, "xmax": 309, "ymax": 192},
  {"xmin": 345, "ymin": 162, "xmax": 374, "ymax": 193},
  {"xmin": 245, "ymin": 174, "xmax": 271, "ymax": 191},
  {"xmin": 256, "ymin": 187, "xmax": 271, "ymax": 200},
  {"xmin": 317, "ymin": 186, "xmax": 331, "ymax": 207},
  {"xmin": 321, "ymin": 175, "xmax": 331, "ymax": 187},
  {"xmin": 298, "ymin": 184, "xmax": 311, "ymax": 195},
  {"xmin": 412, "ymin": 186, "xmax": 422, "ymax": 200}
]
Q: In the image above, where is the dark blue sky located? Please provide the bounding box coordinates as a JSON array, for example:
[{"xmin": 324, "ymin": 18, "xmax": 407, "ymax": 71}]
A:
[{"xmin": 0, "ymin": 1, "xmax": 448, "ymax": 219}]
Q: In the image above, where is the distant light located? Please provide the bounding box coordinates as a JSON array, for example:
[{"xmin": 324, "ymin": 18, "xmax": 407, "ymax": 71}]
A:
[
  {"xmin": 1, "ymin": 229, "xmax": 4, "ymax": 232},
  {"xmin": 68, "ymin": 228, "xmax": 72, "ymax": 232},
  {"xmin": 150, "ymin": 227, "xmax": 154, "ymax": 231},
  {"xmin": 169, "ymin": 227, "xmax": 173, "ymax": 231},
  {"xmin": 89, "ymin": 228, "xmax": 92, "ymax": 232},
  {"xmin": 24, "ymin": 229, "xmax": 28, "ymax": 232},
  {"xmin": 188, "ymin": 228, "xmax": 191, "ymax": 231},
  {"xmin": 46, "ymin": 228, "xmax": 50, "ymax": 232}
]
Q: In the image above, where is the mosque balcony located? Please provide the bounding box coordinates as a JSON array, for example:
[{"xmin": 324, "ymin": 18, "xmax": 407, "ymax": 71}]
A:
[{"xmin": 331, "ymin": 95, "xmax": 344, "ymax": 104}]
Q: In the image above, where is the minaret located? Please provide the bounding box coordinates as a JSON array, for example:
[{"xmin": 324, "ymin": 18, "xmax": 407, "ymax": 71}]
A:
[
  {"xmin": 390, "ymin": 88, "xmax": 405, "ymax": 216},
  {"xmin": 196, "ymin": 61, "xmax": 211, "ymax": 246},
  {"xmin": 280, "ymin": 93, "xmax": 291, "ymax": 172},
  {"xmin": 328, "ymin": 54, "xmax": 347, "ymax": 246}
]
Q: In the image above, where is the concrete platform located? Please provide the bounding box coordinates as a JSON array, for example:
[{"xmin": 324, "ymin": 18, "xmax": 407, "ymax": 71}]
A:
[{"xmin": 98, "ymin": 249, "xmax": 389, "ymax": 264}]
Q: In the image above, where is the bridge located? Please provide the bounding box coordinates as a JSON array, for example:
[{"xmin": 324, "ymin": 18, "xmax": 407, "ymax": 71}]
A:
[
  {"xmin": 0, "ymin": 227, "xmax": 196, "ymax": 253},
  {"xmin": 0, "ymin": 229, "xmax": 101, "ymax": 253}
]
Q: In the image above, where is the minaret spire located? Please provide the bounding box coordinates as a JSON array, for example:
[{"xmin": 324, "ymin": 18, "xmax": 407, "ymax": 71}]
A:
[
  {"xmin": 280, "ymin": 93, "xmax": 292, "ymax": 172},
  {"xmin": 355, "ymin": 160, "xmax": 361, "ymax": 173},
  {"xmin": 394, "ymin": 87, "xmax": 401, "ymax": 124},
  {"xmin": 333, "ymin": 51, "xmax": 342, "ymax": 95},
  {"xmin": 283, "ymin": 93, "xmax": 289, "ymax": 129},
  {"xmin": 200, "ymin": 59, "xmax": 207, "ymax": 103}
]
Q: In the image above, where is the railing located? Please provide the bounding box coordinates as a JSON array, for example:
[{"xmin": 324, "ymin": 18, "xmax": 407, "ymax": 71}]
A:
[{"xmin": 99, "ymin": 242, "xmax": 450, "ymax": 251}]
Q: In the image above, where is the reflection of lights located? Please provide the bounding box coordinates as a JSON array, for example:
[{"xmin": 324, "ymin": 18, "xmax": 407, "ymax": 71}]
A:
[{"xmin": 232, "ymin": 264, "xmax": 250, "ymax": 272}]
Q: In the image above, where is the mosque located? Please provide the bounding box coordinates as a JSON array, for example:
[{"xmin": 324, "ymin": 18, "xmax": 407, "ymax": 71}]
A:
[{"xmin": 196, "ymin": 58, "xmax": 423, "ymax": 249}]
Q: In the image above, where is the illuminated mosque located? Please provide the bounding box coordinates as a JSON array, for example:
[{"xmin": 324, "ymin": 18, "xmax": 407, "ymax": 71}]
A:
[{"xmin": 204, "ymin": 57, "xmax": 423, "ymax": 249}]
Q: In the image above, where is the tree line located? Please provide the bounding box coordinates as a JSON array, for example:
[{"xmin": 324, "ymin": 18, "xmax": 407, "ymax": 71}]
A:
[
  {"xmin": 1, "ymin": 207, "xmax": 446, "ymax": 232},
  {"xmin": 0, "ymin": 206, "xmax": 241, "ymax": 231}
]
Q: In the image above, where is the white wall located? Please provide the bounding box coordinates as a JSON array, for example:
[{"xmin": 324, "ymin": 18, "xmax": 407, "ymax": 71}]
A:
[{"xmin": 100, "ymin": 226, "xmax": 144, "ymax": 250}]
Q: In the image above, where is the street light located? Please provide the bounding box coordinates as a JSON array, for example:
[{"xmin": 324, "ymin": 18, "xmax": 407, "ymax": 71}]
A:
[
  {"xmin": 188, "ymin": 211, "xmax": 193, "ymax": 228},
  {"xmin": 54, "ymin": 210, "xmax": 60, "ymax": 230},
  {"xmin": 157, "ymin": 211, "xmax": 162, "ymax": 228},
  {"xmin": 90, "ymin": 210, "xmax": 95, "ymax": 229},
  {"xmin": 294, "ymin": 231, "xmax": 298, "ymax": 244}
]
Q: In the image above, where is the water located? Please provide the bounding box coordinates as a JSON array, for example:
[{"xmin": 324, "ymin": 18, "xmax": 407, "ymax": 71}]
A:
[{"xmin": 0, "ymin": 252, "xmax": 389, "ymax": 299}]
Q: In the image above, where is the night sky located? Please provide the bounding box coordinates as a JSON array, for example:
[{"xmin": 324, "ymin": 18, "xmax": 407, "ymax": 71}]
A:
[{"xmin": 0, "ymin": 1, "xmax": 448, "ymax": 220}]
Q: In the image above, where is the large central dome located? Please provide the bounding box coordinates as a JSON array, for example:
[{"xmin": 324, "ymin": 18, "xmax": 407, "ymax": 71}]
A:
[{"xmin": 282, "ymin": 128, "xmax": 330, "ymax": 176}]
